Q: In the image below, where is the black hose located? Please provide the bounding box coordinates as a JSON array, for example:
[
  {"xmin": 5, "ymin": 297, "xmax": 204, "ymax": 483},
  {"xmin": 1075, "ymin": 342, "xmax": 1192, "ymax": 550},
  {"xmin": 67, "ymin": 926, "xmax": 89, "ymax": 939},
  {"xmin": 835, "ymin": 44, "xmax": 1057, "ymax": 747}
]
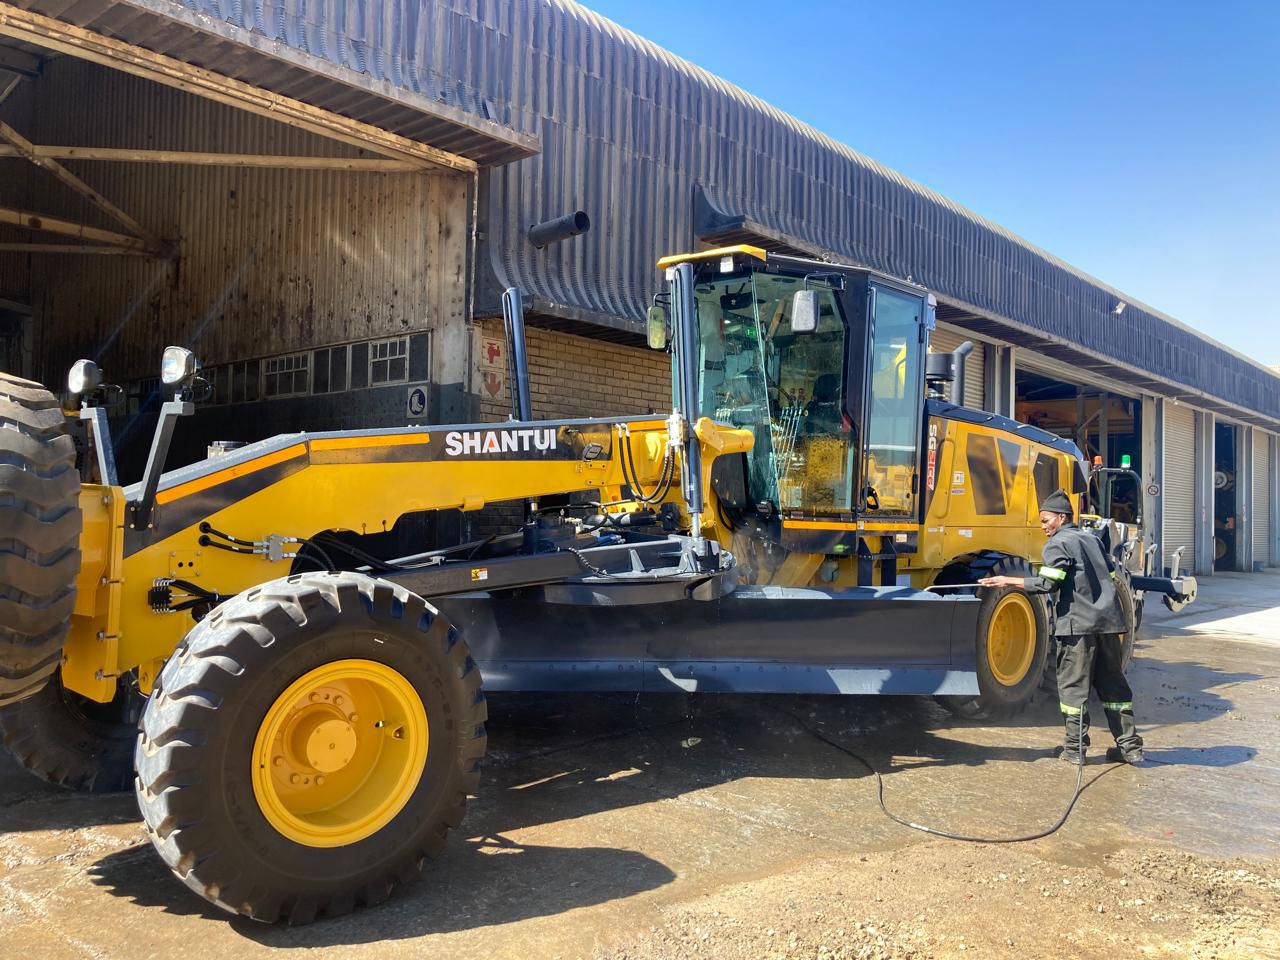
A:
[
  {"xmin": 199, "ymin": 536, "xmax": 256, "ymax": 555},
  {"xmin": 296, "ymin": 539, "xmax": 337, "ymax": 572},
  {"xmin": 199, "ymin": 522, "xmax": 256, "ymax": 547},
  {"xmin": 783, "ymin": 709, "xmax": 1122, "ymax": 844},
  {"xmin": 309, "ymin": 531, "xmax": 396, "ymax": 572},
  {"xmin": 620, "ymin": 429, "xmax": 675, "ymax": 505}
]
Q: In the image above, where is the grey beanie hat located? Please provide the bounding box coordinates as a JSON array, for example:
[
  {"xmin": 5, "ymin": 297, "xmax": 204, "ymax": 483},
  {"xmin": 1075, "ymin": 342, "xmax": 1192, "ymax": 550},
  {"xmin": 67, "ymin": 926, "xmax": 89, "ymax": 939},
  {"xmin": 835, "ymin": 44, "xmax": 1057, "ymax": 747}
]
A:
[{"xmin": 1039, "ymin": 488, "xmax": 1073, "ymax": 516}]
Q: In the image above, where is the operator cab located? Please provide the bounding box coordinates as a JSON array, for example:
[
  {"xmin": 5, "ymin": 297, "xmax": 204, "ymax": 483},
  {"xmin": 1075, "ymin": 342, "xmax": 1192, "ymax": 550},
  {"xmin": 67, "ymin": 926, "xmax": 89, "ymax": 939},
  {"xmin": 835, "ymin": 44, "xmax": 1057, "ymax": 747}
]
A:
[{"xmin": 655, "ymin": 246, "xmax": 930, "ymax": 531}]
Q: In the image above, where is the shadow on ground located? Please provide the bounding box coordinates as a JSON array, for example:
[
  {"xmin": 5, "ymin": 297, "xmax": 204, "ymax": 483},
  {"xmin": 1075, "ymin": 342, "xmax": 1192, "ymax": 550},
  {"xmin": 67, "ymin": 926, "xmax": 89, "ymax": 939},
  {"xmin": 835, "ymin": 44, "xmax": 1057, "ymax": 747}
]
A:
[
  {"xmin": 88, "ymin": 833, "xmax": 677, "ymax": 942},
  {"xmin": 74, "ymin": 670, "xmax": 1261, "ymax": 944}
]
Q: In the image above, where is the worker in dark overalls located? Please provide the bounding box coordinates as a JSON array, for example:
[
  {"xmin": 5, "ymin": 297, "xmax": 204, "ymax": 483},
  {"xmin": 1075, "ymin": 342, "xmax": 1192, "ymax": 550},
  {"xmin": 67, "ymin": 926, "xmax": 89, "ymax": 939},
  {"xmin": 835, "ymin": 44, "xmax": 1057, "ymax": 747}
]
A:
[{"xmin": 979, "ymin": 489, "xmax": 1145, "ymax": 765}]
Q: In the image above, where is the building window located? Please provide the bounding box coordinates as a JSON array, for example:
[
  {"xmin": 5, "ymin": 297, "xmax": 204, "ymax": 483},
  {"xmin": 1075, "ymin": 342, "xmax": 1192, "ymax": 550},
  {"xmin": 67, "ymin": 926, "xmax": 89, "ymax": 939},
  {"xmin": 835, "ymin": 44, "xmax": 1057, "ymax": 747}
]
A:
[
  {"xmin": 264, "ymin": 353, "xmax": 309, "ymax": 398},
  {"xmin": 369, "ymin": 337, "xmax": 408, "ymax": 385},
  {"xmin": 313, "ymin": 345, "xmax": 349, "ymax": 394},
  {"xmin": 232, "ymin": 360, "xmax": 260, "ymax": 403},
  {"xmin": 208, "ymin": 365, "xmax": 228, "ymax": 405}
]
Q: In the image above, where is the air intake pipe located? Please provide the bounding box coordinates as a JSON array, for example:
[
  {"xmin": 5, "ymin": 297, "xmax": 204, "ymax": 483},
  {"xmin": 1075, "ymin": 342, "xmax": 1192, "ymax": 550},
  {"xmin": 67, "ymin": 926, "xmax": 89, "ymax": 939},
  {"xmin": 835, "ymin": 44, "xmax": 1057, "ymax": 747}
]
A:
[{"xmin": 528, "ymin": 210, "xmax": 591, "ymax": 248}]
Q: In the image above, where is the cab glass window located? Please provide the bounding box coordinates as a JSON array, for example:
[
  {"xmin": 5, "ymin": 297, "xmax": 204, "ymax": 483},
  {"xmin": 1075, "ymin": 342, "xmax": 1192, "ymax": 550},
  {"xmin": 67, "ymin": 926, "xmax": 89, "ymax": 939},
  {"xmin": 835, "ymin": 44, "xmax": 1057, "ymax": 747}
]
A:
[
  {"xmin": 694, "ymin": 272, "xmax": 852, "ymax": 515},
  {"xmin": 864, "ymin": 286, "xmax": 923, "ymax": 515}
]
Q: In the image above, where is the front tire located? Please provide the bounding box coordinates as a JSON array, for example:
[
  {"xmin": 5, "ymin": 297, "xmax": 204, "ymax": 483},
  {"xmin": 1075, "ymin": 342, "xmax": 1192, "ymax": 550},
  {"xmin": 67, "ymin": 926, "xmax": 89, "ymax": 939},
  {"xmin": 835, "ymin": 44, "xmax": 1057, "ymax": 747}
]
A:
[{"xmin": 135, "ymin": 572, "xmax": 486, "ymax": 923}]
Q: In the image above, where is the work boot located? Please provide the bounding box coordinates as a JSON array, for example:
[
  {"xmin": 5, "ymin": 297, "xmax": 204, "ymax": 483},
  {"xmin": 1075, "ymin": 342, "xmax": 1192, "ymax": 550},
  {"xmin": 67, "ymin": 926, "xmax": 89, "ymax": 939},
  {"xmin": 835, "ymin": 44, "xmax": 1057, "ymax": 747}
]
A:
[
  {"xmin": 1061, "ymin": 709, "xmax": 1090, "ymax": 765},
  {"xmin": 1106, "ymin": 745, "xmax": 1145, "ymax": 764},
  {"xmin": 1102, "ymin": 703, "xmax": 1144, "ymax": 763},
  {"xmin": 1056, "ymin": 745, "xmax": 1085, "ymax": 765}
]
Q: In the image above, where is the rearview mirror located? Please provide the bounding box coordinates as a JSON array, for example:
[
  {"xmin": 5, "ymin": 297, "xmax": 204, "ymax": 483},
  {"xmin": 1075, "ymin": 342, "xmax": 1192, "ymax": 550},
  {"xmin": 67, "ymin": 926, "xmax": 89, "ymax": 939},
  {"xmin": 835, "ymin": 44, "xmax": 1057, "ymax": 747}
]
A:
[
  {"xmin": 647, "ymin": 303, "xmax": 668, "ymax": 350},
  {"xmin": 791, "ymin": 289, "xmax": 819, "ymax": 333}
]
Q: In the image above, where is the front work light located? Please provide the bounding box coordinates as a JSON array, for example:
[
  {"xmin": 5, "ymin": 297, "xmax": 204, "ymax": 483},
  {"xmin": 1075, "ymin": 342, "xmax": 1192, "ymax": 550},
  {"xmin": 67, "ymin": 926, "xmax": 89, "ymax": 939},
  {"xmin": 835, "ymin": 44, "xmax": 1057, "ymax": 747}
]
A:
[
  {"xmin": 161, "ymin": 346, "xmax": 198, "ymax": 386},
  {"xmin": 67, "ymin": 358, "xmax": 103, "ymax": 397}
]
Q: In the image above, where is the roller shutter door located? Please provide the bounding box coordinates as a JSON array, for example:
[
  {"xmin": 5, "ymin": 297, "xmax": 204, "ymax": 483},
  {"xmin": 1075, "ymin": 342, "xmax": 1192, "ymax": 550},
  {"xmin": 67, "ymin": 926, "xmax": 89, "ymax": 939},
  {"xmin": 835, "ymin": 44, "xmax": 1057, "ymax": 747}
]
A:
[
  {"xmin": 930, "ymin": 326, "xmax": 986, "ymax": 410},
  {"xmin": 1253, "ymin": 432, "xmax": 1271, "ymax": 565},
  {"xmin": 1162, "ymin": 403, "xmax": 1197, "ymax": 570}
]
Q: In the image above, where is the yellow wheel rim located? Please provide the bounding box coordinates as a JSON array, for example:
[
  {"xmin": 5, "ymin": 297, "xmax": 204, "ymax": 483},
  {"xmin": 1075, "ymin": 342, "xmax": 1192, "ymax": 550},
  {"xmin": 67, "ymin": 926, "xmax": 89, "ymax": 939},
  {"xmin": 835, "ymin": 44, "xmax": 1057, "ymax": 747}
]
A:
[
  {"xmin": 251, "ymin": 659, "xmax": 428, "ymax": 848},
  {"xmin": 986, "ymin": 593, "xmax": 1036, "ymax": 687}
]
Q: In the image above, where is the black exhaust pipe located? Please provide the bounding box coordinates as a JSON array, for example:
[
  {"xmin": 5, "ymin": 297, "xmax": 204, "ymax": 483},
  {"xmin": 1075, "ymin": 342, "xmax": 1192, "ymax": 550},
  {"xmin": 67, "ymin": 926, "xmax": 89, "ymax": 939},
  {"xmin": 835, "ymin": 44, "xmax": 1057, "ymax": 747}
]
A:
[
  {"xmin": 951, "ymin": 340, "xmax": 974, "ymax": 408},
  {"xmin": 528, "ymin": 210, "xmax": 590, "ymax": 248},
  {"xmin": 501, "ymin": 287, "xmax": 532, "ymax": 422}
]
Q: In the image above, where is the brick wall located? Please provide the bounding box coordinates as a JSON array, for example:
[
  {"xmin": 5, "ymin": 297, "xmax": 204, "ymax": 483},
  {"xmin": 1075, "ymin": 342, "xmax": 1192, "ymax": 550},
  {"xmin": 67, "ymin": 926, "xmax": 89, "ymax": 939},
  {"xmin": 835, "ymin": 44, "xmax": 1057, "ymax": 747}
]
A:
[
  {"xmin": 477, "ymin": 320, "xmax": 672, "ymax": 421},
  {"xmin": 466, "ymin": 321, "xmax": 673, "ymax": 541}
]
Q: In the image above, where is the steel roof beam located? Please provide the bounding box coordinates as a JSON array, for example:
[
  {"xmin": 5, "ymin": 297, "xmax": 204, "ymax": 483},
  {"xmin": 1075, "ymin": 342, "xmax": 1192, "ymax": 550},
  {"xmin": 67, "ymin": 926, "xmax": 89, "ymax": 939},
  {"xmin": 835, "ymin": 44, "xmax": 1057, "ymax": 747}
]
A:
[
  {"xmin": 0, "ymin": 118, "xmax": 161, "ymax": 248},
  {"xmin": 0, "ymin": 205, "xmax": 159, "ymax": 254},
  {"xmin": 0, "ymin": 145, "xmax": 426, "ymax": 171},
  {"xmin": 0, "ymin": 5, "xmax": 476, "ymax": 174}
]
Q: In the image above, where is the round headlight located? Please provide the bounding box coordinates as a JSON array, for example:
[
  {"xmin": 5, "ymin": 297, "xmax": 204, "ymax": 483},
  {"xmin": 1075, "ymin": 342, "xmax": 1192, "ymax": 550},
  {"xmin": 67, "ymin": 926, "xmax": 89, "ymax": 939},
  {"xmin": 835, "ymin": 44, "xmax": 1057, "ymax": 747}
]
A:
[
  {"xmin": 67, "ymin": 358, "xmax": 102, "ymax": 397},
  {"xmin": 161, "ymin": 346, "xmax": 197, "ymax": 386}
]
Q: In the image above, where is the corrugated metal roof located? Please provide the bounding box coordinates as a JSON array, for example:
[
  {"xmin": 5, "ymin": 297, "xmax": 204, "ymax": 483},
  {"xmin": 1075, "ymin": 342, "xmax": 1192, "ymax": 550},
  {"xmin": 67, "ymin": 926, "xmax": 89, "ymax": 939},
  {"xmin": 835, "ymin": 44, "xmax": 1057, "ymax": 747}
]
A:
[
  {"xmin": 3, "ymin": 0, "xmax": 538, "ymax": 165},
  {"xmin": 471, "ymin": 0, "xmax": 1280, "ymax": 429}
]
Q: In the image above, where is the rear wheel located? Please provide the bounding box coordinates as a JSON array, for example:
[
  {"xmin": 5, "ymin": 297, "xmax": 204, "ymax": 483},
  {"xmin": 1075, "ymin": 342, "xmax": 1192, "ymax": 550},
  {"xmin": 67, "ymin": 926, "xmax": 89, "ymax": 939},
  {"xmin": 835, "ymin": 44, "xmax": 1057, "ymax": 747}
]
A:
[
  {"xmin": 0, "ymin": 670, "xmax": 142, "ymax": 792},
  {"xmin": 938, "ymin": 557, "xmax": 1050, "ymax": 720},
  {"xmin": 0, "ymin": 372, "xmax": 81, "ymax": 707},
  {"xmin": 135, "ymin": 572, "xmax": 486, "ymax": 923},
  {"xmin": 1114, "ymin": 575, "xmax": 1136, "ymax": 669}
]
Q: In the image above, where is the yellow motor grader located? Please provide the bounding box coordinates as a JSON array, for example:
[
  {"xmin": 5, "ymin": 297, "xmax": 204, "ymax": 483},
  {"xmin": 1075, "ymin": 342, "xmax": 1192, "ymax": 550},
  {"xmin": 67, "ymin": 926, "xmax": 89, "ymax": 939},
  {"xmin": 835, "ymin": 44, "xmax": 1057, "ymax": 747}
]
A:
[{"xmin": 0, "ymin": 246, "xmax": 1194, "ymax": 922}]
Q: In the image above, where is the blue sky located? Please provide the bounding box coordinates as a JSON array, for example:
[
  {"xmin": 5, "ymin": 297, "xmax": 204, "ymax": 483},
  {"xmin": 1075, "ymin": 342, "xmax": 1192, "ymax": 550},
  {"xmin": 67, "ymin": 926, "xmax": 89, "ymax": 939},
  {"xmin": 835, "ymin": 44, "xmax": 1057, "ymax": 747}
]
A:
[{"xmin": 580, "ymin": 1, "xmax": 1280, "ymax": 368}]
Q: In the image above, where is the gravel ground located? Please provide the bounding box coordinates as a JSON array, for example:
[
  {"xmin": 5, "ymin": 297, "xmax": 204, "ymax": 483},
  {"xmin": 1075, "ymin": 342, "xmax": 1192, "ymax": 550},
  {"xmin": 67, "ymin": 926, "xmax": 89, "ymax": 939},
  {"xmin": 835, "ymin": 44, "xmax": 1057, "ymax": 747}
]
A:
[
  {"xmin": 3, "ymin": 572, "xmax": 1279, "ymax": 960},
  {"xmin": 596, "ymin": 844, "xmax": 1280, "ymax": 960}
]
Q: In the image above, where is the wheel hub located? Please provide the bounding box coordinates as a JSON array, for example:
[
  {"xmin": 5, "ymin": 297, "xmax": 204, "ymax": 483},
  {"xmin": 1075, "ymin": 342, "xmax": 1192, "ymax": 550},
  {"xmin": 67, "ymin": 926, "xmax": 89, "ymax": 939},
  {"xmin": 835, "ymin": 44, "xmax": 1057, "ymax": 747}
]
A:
[
  {"xmin": 987, "ymin": 593, "xmax": 1036, "ymax": 686},
  {"xmin": 288, "ymin": 712, "xmax": 358, "ymax": 774},
  {"xmin": 251, "ymin": 659, "xmax": 429, "ymax": 848}
]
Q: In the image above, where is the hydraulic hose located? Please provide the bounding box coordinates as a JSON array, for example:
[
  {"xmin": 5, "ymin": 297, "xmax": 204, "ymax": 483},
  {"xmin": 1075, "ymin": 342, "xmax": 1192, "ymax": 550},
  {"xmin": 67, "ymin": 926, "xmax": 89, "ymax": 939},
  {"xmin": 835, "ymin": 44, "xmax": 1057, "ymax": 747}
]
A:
[
  {"xmin": 620, "ymin": 426, "xmax": 675, "ymax": 505},
  {"xmin": 783, "ymin": 709, "xmax": 1123, "ymax": 844}
]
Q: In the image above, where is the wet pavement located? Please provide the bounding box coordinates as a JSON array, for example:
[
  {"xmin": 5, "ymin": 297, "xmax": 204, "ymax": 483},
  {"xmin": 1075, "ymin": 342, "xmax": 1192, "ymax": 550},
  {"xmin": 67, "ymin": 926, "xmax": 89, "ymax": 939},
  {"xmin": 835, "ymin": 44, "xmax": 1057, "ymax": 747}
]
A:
[{"xmin": 1, "ymin": 571, "xmax": 1277, "ymax": 958}]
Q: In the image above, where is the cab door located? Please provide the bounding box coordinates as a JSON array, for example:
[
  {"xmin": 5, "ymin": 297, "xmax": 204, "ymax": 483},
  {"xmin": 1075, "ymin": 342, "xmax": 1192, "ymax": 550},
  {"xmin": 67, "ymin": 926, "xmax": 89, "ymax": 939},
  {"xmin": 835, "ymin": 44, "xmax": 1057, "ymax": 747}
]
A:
[{"xmin": 861, "ymin": 284, "xmax": 926, "ymax": 517}]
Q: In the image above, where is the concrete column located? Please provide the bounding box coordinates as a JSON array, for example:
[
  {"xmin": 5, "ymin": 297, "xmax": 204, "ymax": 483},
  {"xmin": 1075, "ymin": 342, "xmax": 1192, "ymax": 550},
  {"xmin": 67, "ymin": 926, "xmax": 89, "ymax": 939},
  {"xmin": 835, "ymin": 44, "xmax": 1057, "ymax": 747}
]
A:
[
  {"xmin": 1237, "ymin": 426, "xmax": 1251, "ymax": 572},
  {"xmin": 1144, "ymin": 396, "xmax": 1162, "ymax": 575},
  {"xmin": 1194, "ymin": 411, "xmax": 1215, "ymax": 577},
  {"xmin": 1272, "ymin": 433, "xmax": 1280, "ymax": 567},
  {"xmin": 985, "ymin": 345, "xmax": 1016, "ymax": 419}
]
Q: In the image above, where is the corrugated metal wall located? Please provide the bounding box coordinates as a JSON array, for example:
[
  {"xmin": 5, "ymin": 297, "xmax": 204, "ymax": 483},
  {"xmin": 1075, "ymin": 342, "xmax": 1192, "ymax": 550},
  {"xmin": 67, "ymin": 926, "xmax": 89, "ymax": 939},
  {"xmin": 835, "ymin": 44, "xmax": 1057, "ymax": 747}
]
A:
[
  {"xmin": 0, "ymin": 84, "xmax": 35, "ymax": 306},
  {"xmin": 1162, "ymin": 403, "xmax": 1197, "ymax": 570},
  {"xmin": 929, "ymin": 326, "xmax": 986, "ymax": 411},
  {"xmin": 1253, "ymin": 431, "xmax": 1271, "ymax": 565},
  {"xmin": 2, "ymin": 58, "xmax": 469, "ymax": 385}
]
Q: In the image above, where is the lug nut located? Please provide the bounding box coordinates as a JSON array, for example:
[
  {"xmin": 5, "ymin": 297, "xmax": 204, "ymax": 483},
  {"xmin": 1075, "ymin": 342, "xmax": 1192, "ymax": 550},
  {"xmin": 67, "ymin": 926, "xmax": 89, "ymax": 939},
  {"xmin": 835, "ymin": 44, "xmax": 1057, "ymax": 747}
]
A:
[{"xmin": 289, "ymin": 773, "xmax": 301, "ymax": 784}]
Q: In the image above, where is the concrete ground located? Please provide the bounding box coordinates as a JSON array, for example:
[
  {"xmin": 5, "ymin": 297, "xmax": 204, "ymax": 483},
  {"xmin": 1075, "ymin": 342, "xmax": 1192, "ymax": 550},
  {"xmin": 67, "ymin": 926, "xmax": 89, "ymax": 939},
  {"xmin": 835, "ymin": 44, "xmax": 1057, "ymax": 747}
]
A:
[{"xmin": 2, "ymin": 572, "xmax": 1278, "ymax": 959}]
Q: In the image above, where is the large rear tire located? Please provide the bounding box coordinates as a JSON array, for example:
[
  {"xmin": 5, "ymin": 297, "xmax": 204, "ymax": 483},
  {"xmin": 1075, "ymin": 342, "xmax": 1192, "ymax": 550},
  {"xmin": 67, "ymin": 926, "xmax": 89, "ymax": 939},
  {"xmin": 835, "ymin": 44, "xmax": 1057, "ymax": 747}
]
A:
[
  {"xmin": 135, "ymin": 572, "xmax": 486, "ymax": 923},
  {"xmin": 1114, "ymin": 574, "xmax": 1136, "ymax": 670},
  {"xmin": 0, "ymin": 670, "xmax": 142, "ymax": 792},
  {"xmin": 0, "ymin": 372, "xmax": 81, "ymax": 707}
]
